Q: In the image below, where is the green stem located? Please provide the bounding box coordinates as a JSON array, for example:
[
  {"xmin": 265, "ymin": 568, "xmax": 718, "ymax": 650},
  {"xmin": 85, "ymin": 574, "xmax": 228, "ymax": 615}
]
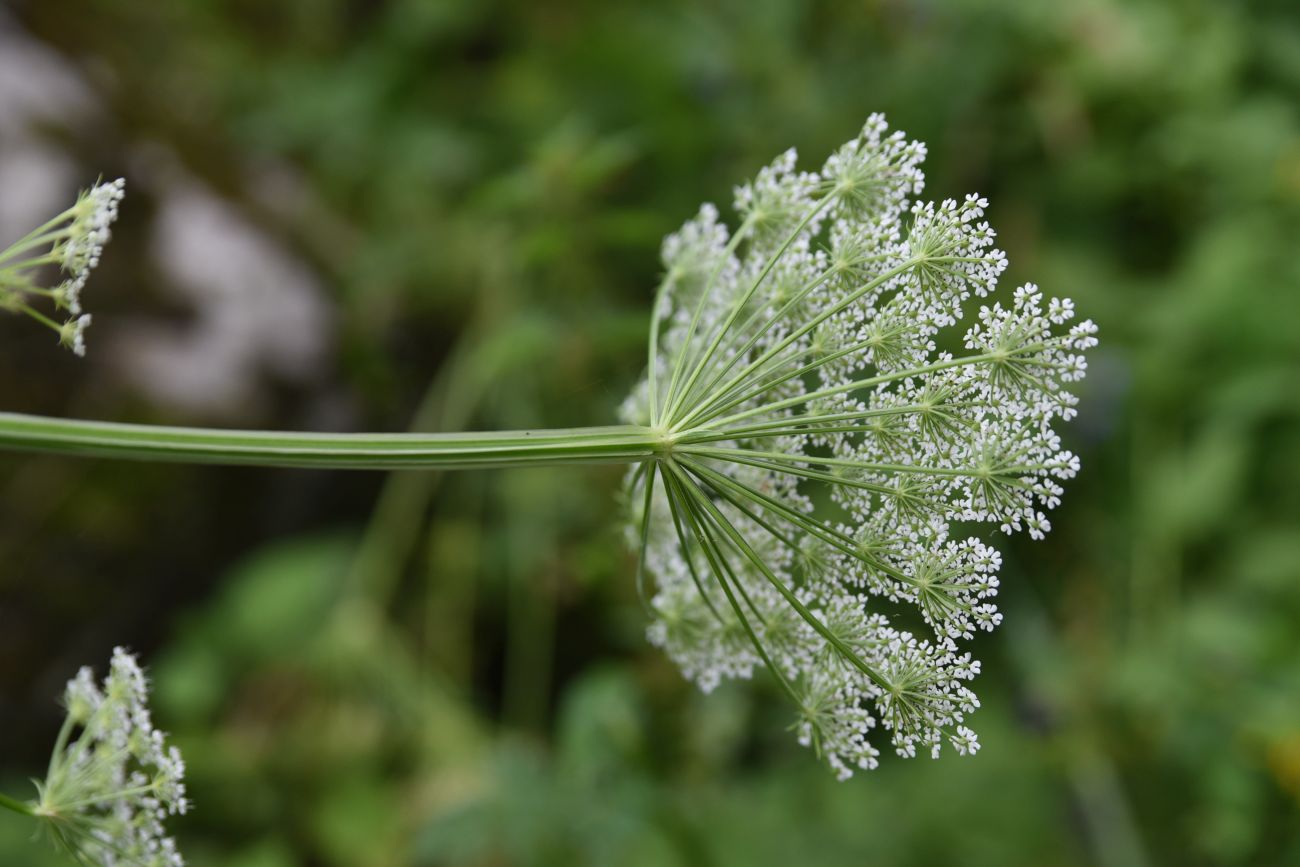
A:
[
  {"xmin": 0, "ymin": 791, "xmax": 34, "ymax": 817},
  {"xmin": 0, "ymin": 252, "xmax": 65, "ymax": 274},
  {"xmin": 678, "ymin": 456, "xmax": 910, "ymax": 584},
  {"xmin": 659, "ymin": 214, "xmax": 754, "ymax": 423},
  {"xmin": 682, "ymin": 445, "xmax": 1040, "ymax": 480},
  {"xmin": 646, "ymin": 275, "xmax": 669, "ymax": 427},
  {"xmin": 675, "ymin": 402, "xmax": 982, "ymax": 442},
  {"xmin": 667, "ymin": 461, "xmax": 891, "ymax": 692},
  {"xmin": 660, "ymin": 468, "xmax": 725, "ymax": 623},
  {"xmin": 662, "ymin": 465, "xmax": 796, "ymax": 699},
  {"xmin": 669, "ymin": 257, "xmax": 919, "ymax": 429},
  {"xmin": 0, "ymin": 229, "xmax": 69, "ymax": 267},
  {"xmin": 665, "ymin": 198, "xmax": 831, "ymax": 423},
  {"xmin": 52, "ymin": 783, "xmax": 159, "ymax": 813},
  {"xmin": 2, "ymin": 209, "xmax": 73, "ymax": 253},
  {"xmin": 0, "ymin": 413, "xmax": 667, "ymax": 470},
  {"xmin": 700, "ymin": 349, "xmax": 1023, "ymax": 430},
  {"xmin": 672, "ymin": 255, "xmax": 995, "ymax": 430},
  {"xmin": 15, "ymin": 302, "xmax": 64, "ymax": 336}
]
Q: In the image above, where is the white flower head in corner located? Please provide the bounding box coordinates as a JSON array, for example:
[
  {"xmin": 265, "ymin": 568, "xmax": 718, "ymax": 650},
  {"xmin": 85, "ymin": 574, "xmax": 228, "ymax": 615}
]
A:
[{"xmin": 33, "ymin": 647, "xmax": 188, "ymax": 866}]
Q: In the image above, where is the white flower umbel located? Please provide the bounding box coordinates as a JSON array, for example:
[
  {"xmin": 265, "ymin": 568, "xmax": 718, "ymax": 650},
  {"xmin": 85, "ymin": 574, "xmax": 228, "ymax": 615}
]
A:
[
  {"xmin": 0, "ymin": 178, "xmax": 125, "ymax": 356},
  {"xmin": 12, "ymin": 647, "xmax": 189, "ymax": 866},
  {"xmin": 623, "ymin": 114, "xmax": 1096, "ymax": 778}
]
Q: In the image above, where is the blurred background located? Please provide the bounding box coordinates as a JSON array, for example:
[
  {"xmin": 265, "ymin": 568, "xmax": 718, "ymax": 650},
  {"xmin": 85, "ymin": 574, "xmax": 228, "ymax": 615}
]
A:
[{"xmin": 1, "ymin": 0, "xmax": 1298, "ymax": 864}]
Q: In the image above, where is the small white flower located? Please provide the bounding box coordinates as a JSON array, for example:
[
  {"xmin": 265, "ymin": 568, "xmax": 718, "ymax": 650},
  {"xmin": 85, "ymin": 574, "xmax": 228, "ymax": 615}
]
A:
[
  {"xmin": 54, "ymin": 274, "xmax": 89, "ymax": 315},
  {"xmin": 59, "ymin": 313, "xmax": 93, "ymax": 357}
]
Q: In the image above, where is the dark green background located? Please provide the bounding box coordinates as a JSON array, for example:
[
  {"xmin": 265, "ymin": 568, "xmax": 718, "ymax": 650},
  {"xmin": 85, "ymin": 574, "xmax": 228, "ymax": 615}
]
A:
[{"xmin": 1, "ymin": 0, "xmax": 1298, "ymax": 864}]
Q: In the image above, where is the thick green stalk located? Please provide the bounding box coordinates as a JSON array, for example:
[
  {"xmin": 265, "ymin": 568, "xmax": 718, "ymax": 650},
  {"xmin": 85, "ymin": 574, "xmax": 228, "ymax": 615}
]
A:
[
  {"xmin": 0, "ymin": 413, "xmax": 667, "ymax": 470},
  {"xmin": 0, "ymin": 791, "xmax": 33, "ymax": 816}
]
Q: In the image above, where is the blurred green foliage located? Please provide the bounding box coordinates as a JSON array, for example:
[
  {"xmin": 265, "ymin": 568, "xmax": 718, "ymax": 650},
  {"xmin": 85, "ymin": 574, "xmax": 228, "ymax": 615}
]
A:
[{"xmin": 1, "ymin": 0, "xmax": 1298, "ymax": 864}]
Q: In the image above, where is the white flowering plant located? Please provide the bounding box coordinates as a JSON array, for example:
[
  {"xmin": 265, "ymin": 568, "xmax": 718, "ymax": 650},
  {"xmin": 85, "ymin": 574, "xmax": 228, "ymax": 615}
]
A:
[
  {"xmin": 0, "ymin": 178, "xmax": 124, "ymax": 356},
  {"xmin": 0, "ymin": 648, "xmax": 188, "ymax": 866},
  {"xmin": 0, "ymin": 116, "xmax": 1093, "ymax": 790}
]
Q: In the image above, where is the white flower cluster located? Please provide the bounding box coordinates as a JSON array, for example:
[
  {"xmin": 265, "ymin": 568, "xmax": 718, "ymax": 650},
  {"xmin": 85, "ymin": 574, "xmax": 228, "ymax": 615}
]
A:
[
  {"xmin": 60, "ymin": 313, "xmax": 94, "ymax": 358},
  {"xmin": 623, "ymin": 114, "xmax": 1096, "ymax": 779},
  {"xmin": 35, "ymin": 647, "xmax": 187, "ymax": 866},
  {"xmin": 58, "ymin": 178, "xmax": 126, "ymax": 315},
  {"xmin": 0, "ymin": 177, "xmax": 124, "ymax": 357}
]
